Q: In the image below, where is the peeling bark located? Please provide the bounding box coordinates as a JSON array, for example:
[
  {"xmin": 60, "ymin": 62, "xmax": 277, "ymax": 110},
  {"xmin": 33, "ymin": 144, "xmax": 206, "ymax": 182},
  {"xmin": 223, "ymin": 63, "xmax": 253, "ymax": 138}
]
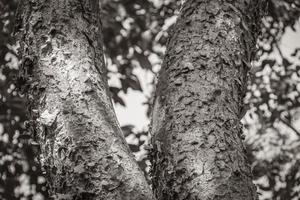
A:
[
  {"xmin": 16, "ymin": 0, "xmax": 154, "ymax": 199},
  {"xmin": 150, "ymin": 1, "xmax": 265, "ymax": 200}
]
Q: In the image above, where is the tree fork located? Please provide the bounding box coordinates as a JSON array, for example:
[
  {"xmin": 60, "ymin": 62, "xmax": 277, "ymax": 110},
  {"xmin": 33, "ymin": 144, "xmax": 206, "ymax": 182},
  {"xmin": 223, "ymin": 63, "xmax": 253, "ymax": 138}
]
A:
[
  {"xmin": 16, "ymin": 0, "xmax": 154, "ymax": 199},
  {"xmin": 150, "ymin": 1, "xmax": 266, "ymax": 199}
]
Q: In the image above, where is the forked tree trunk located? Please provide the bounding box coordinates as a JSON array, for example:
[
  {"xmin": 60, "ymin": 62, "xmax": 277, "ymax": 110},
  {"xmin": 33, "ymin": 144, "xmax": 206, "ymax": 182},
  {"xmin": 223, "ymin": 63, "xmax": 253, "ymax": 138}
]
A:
[
  {"xmin": 150, "ymin": 1, "xmax": 265, "ymax": 199},
  {"xmin": 16, "ymin": 0, "xmax": 153, "ymax": 199}
]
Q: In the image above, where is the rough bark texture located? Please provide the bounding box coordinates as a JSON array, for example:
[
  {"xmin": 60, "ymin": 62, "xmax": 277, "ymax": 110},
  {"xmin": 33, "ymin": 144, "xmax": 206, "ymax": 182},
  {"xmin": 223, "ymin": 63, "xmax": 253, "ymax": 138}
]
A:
[
  {"xmin": 16, "ymin": 0, "xmax": 153, "ymax": 199},
  {"xmin": 150, "ymin": 1, "xmax": 265, "ymax": 200}
]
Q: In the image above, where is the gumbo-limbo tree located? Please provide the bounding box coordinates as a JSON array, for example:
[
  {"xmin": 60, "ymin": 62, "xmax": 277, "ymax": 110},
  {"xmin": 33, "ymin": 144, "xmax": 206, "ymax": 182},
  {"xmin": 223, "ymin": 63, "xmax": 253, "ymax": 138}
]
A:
[
  {"xmin": 1, "ymin": 0, "xmax": 300, "ymax": 200},
  {"xmin": 15, "ymin": 0, "xmax": 265, "ymax": 199}
]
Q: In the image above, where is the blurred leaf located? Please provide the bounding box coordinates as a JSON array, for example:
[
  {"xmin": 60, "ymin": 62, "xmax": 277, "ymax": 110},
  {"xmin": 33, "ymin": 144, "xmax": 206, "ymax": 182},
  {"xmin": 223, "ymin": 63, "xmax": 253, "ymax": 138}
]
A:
[
  {"xmin": 134, "ymin": 51, "xmax": 152, "ymax": 70},
  {"xmin": 121, "ymin": 125, "xmax": 134, "ymax": 137}
]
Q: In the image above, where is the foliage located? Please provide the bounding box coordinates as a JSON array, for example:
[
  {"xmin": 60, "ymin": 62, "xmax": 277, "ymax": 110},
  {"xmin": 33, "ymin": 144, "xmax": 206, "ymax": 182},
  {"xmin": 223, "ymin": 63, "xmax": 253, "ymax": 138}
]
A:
[
  {"xmin": 245, "ymin": 1, "xmax": 300, "ymax": 199},
  {"xmin": 0, "ymin": 0, "xmax": 47, "ymax": 199},
  {"xmin": 0, "ymin": 0, "xmax": 300, "ymax": 199}
]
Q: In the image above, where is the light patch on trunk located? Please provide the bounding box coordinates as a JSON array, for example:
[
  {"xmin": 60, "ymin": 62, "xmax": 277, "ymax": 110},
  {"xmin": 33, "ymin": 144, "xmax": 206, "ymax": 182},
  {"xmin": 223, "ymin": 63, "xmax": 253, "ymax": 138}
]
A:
[
  {"xmin": 151, "ymin": 97, "xmax": 165, "ymax": 136},
  {"xmin": 216, "ymin": 15, "xmax": 239, "ymax": 42},
  {"xmin": 38, "ymin": 109, "xmax": 60, "ymax": 127}
]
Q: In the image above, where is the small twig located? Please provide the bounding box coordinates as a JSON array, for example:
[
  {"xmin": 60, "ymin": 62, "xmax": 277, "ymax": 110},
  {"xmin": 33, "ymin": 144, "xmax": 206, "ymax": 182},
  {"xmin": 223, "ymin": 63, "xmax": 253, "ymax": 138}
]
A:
[
  {"xmin": 275, "ymin": 41, "xmax": 284, "ymax": 58},
  {"xmin": 279, "ymin": 117, "xmax": 300, "ymax": 138}
]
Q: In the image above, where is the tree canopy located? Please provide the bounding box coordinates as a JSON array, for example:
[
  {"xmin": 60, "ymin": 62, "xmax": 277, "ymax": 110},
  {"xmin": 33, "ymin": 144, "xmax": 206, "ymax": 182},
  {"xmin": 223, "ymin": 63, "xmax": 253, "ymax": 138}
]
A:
[{"xmin": 0, "ymin": 0, "xmax": 300, "ymax": 199}]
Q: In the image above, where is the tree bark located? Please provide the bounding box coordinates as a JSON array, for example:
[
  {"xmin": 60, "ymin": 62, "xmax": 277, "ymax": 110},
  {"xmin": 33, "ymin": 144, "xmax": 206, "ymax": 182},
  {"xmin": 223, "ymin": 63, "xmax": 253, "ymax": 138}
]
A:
[
  {"xmin": 16, "ymin": 0, "xmax": 154, "ymax": 199},
  {"xmin": 150, "ymin": 1, "xmax": 265, "ymax": 199}
]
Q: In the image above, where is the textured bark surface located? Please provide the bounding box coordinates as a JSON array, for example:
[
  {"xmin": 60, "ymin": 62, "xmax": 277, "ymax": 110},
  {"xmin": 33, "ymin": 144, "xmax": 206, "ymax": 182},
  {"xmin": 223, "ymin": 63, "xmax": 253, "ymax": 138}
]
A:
[
  {"xmin": 150, "ymin": 1, "xmax": 265, "ymax": 200},
  {"xmin": 16, "ymin": 0, "xmax": 153, "ymax": 199}
]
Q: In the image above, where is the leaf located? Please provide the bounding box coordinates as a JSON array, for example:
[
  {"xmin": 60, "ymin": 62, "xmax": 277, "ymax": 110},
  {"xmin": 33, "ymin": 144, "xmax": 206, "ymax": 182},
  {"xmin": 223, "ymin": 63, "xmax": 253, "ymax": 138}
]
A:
[
  {"xmin": 291, "ymin": 48, "xmax": 300, "ymax": 57},
  {"xmin": 127, "ymin": 77, "xmax": 142, "ymax": 91},
  {"xmin": 260, "ymin": 59, "xmax": 276, "ymax": 70},
  {"xmin": 134, "ymin": 51, "xmax": 152, "ymax": 70},
  {"xmin": 120, "ymin": 75, "xmax": 142, "ymax": 93},
  {"xmin": 128, "ymin": 144, "xmax": 140, "ymax": 152},
  {"xmin": 282, "ymin": 58, "xmax": 292, "ymax": 68},
  {"xmin": 109, "ymin": 87, "xmax": 125, "ymax": 106},
  {"xmin": 121, "ymin": 125, "xmax": 134, "ymax": 137},
  {"xmin": 114, "ymin": 94, "xmax": 126, "ymax": 106}
]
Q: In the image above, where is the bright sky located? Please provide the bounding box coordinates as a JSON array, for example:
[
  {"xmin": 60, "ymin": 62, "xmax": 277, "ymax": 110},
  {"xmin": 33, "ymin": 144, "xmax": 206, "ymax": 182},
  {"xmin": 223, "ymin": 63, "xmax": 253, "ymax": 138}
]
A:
[{"xmin": 112, "ymin": 67, "xmax": 154, "ymax": 131}]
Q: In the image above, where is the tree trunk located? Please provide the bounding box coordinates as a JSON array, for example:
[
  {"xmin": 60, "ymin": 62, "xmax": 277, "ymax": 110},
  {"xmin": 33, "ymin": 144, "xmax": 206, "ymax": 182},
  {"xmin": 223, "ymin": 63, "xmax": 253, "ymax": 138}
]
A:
[
  {"xmin": 150, "ymin": 1, "xmax": 265, "ymax": 199},
  {"xmin": 16, "ymin": 0, "xmax": 153, "ymax": 199}
]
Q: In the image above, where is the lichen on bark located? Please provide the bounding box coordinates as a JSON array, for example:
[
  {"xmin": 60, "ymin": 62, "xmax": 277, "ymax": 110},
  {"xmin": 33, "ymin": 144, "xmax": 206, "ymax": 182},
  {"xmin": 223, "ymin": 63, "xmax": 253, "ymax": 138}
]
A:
[
  {"xmin": 16, "ymin": 0, "xmax": 154, "ymax": 199},
  {"xmin": 150, "ymin": 1, "xmax": 266, "ymax": 200}
]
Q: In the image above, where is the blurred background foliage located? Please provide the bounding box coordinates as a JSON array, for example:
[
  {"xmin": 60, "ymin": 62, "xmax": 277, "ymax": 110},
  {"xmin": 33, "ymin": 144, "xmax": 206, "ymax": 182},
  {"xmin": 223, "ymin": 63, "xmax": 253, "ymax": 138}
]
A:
[{"xmin": 0, "ymin": 0, "xmax": 300, "ymax": 199}]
